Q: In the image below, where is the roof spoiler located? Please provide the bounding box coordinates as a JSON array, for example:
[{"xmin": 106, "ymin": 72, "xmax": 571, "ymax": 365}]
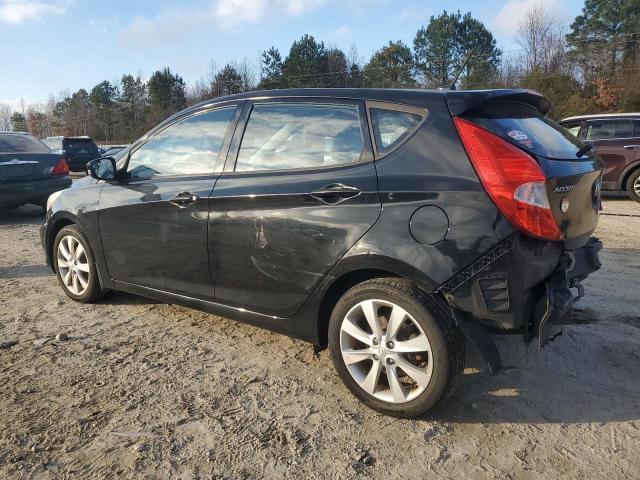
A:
[{"xmin": 445, "ymin": 89, "xmax": 551, "ymax": 116}]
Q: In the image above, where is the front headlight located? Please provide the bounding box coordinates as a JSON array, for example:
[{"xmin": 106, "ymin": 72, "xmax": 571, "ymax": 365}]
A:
[{"xmin": 46, "ymin": 190, "xmax": 64, "ymax": 211}]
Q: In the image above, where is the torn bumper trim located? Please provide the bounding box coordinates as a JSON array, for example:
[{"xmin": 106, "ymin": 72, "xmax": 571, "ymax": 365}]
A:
[{"xmin": 532, "ymin": 237, "xmax": 603, "ymax": 347}]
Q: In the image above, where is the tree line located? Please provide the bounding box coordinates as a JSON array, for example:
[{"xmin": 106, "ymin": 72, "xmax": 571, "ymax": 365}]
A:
[{"xmin": 2, "ymin": 0, "xmax": 639, "ymax": 143}]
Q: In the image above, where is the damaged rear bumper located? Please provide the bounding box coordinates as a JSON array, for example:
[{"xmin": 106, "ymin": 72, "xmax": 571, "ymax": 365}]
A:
[{"xmin": 531, "ymin": 237, "xmax": 602, "ymax": 347}]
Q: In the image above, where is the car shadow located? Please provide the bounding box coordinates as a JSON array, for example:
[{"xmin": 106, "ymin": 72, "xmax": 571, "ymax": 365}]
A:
[
  {"xmin": 427, "ymin": 320, "xmax": 640, "ymax": 424},
  {"xmin": 0, "ymin": 264, "xmax": 52, "ymax": 279},
  {"xmin": 0, "ymin": 205, "xmax": 45, "ymax": 225}
]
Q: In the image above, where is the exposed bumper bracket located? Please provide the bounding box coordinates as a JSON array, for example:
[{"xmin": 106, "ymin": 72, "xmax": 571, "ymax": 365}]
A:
[{"xmin": 532, "ymin": 237, "xmax": 602, "ymax": 347}]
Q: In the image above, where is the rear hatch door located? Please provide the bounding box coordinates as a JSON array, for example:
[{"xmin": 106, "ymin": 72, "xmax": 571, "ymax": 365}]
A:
[
  {"xmin": 459, "ymin": 97, "xmax": 603, "ymax": 246},
  {"xmin": 63, "ymin": 138, "xmax": 99, "ymax": 162}
]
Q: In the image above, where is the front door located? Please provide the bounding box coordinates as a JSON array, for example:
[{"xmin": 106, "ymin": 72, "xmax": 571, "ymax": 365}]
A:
[
  {"xmin": 209, "ymin": 99, "xmax": 381, "ymax": 317},
  {"xmin": 98, "ymin": 104, "xmax": 239, "ymax": 299}
]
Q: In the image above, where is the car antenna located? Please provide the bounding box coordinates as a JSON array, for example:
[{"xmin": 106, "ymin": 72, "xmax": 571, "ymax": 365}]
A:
[{"xmin": 448, "ymin": 48, "xmax": 476, "ymax": 91}]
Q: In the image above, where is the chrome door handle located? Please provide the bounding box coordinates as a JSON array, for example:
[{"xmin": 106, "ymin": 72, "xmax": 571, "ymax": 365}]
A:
[
  {"xmin": 623, "ymin": 145, "xmax": 640, "ymax": 149},
  {"xmin": 169, "ymin": 191, "xmax": 199, "ymax": 208}
]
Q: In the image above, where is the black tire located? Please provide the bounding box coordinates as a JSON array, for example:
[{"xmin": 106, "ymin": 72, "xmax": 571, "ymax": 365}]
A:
[
  {"xmin": 626, "ymin": 169, "xmax": 640, "ymax": 202},
  {"xmin": 328, "ymin": 277, "xmax": 464, "ymax": 418},
  {"xmin": 53, "ymin": 224, "xmax": 105, "ymax": 303}
]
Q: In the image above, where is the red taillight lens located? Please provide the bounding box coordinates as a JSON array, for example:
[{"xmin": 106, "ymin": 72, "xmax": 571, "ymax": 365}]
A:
[
  {"xmin": 453, "ymin": 117, "xmax": 562, "ymax": 241},
  {"xmin": 50, "ymin": 158, "xmax": 69, "ymax": 175}
]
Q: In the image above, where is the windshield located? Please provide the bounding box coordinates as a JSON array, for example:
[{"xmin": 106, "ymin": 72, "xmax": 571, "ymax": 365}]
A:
[{"xmin": 0, "ymin": 134, "xmax": 51, "ymax": 154}]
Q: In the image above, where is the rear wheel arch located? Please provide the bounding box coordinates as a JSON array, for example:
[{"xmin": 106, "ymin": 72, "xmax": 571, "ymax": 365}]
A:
[
  {"xmin": 619, "ymin": 161, "xmax": 640, "ymax": 190},
  {"xmin": 317, "ymin": 255, "xmax": 436, "ymax": 345}
]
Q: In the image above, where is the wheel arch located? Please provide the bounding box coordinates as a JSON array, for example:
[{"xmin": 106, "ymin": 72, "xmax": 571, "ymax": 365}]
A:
[
  {"xmin": 618, "ymin": 160, "xmax": 640, "ymax": 190},
  {"xmin": 314, "ymin": 254, "xmax": 440, "ymax": 345}
]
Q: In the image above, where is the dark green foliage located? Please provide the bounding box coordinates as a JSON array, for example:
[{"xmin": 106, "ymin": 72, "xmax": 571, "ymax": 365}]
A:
[
  {"xmin": 414, "ymin": 10, "xmax": 501, "ymax": 87},
  {"xmin": 363, "ymin": 41, "xmax": 415, "ymax": 88}
]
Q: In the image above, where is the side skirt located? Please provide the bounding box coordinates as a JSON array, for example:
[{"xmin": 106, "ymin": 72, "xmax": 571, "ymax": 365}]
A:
[{"xmin": 112, "ymin": 280, "xmax": 317, "ymax": 343}]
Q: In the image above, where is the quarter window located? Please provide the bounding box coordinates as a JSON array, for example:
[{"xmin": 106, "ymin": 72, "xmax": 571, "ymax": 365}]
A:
[
  {"xmin": 127, "ymin": 107, "xmax": 235, "ymax": 179},
  {"xmin": 370, "ymin": 107, "xmax": 425, "ymax": 154},
  {"xmin": 585, "ymin": 119, "xmax": 634, "ymax": 140},
  {"xmin": 561, "ymin": 121, "xmax": 581, "ymax": 137},
  {"xmin": 235, "ymin": 103, "xmax": 363, "ymax": 172}
]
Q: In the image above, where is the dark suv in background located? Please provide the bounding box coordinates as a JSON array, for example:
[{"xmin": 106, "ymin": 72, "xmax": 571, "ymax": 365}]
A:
[
  {"xmin": 559, "ymin": 113, "xmax": 640, "ymax": 201},
  {"xmin": 41, "ymin": 88, "xmax": 603, "ymax": 417},
  {"xmin": 42, "ymin": 136, "xmax": 100, "ymax": 172}
]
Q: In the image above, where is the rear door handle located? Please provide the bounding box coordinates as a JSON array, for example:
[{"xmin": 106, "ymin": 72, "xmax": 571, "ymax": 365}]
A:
[
  {"xmin": 310, "ymin": 183, "xmax": 360, "ymax": 203},
  {"xmin": 169, "ymin": 191, "xmax": 199, "ymax": 208},
  {"xmin": 623, "ymin": 145, "xmax": 640, "ymax": 149}
]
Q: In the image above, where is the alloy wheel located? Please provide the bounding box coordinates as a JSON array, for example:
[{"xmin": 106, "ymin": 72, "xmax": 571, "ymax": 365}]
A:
[
  {"xmin": 634, "ymin": 175, "xmax": 640, "ymax": 197},
  {"xmin": 56, "ymin": 235, "xmax": 90, "ymax": 296},
  {"xmin": 339, "ymin": 299, "xmax": 433, "ymax": 403}
]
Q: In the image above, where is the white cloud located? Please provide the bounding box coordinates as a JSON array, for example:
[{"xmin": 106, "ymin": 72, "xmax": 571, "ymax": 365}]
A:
[
  {"xmin": 119, "ymin": 0, "xmax": 325, "ymax": 45},
  {"xmin": 327, "ymin": 25, "xmax": 352, "ymax": 42},
  {"xmin": 492, "ymin": 0, "xmax": 566, "ymax": 37},
  {"xmin": 0, "ymin": 0, "xmax": 72, "ymax": 24}
]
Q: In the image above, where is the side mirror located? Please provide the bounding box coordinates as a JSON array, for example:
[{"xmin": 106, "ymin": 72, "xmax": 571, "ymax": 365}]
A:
[{"xmin": 87, "ymin": 157, "xmax": 116, "ymax": 180}]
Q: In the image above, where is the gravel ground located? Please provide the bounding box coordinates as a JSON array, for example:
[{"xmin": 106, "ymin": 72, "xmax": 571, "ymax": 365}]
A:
[{"xmin": 0, "ymin": 197, "xmax": 639, "ymax": 479}]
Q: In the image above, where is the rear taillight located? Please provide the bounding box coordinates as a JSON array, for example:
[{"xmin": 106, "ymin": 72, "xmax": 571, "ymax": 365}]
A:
[
  {"xmin": 453, "ymin": 117, "xmax": 562, "ymax": 241},
  {"xmin": 50, "ymin": 158, "xmax": 69, "ymax": 175}
]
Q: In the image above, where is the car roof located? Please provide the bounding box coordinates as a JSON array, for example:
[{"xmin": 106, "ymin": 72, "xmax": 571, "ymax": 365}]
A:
[
  {"xmin": 560, "ymin": 113, "xmax": 640, "ymax": 122},
  {"xmin": 0, "ymin": 131, "xmax": 33, "ymax": 136},
  {"xmin": 187, "ymin": 87, "xmax": 549, "ymax": 114}
]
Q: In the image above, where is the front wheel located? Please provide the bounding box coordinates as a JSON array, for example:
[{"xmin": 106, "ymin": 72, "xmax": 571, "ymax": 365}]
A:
[
  {"xmin": 328, "ymin": 278, "xmax": 464, "ymax": 418},
  {"xmin": 626, "ymin": 169, "xmax": 640, "ymax": 202},
  {"xmin": 53, "ymin": 225, "xmax": 104, "ymax": 302}
]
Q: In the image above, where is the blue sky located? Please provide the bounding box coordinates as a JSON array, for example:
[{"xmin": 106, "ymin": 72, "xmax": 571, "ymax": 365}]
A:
[{"xmin": 0, "ymin": 0, "xmax": 585, "ymax": 107}]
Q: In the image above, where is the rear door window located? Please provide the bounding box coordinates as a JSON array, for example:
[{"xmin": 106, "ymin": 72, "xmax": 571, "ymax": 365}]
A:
[
  {"xmin": 235, "ymin": 103, "xmax": 364, "ymax": 172},
  {"xmin": 0, "ymin": 134, "xmax": 50, "ymax": 153},
  {"xmin": 585, "ymin": 119, "xmax": 635, "ymax": 140},
  {"xmin": 368, "ymin": 103, "xmax": 426, "ymax": 154}
]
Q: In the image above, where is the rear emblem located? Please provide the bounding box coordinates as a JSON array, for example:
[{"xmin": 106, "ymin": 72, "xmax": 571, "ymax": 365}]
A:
[
  {"xmin": 555, "ymin": 185, "xmax": 575, "ymax": 193},
  {"xmin": 561, "ymin": 197, "xmax": 570, "ymax": 213}
]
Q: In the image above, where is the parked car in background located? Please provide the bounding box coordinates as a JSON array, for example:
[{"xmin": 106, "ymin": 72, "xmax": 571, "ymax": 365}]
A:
[
  {"xmin": 42, "ymin": 88, "xmax": 603, "ymax": 417},
  {"xmin": 559, "ymin": 113, "xmax": 640, "ymax": 202},
  {"xmin": 0, "ymin": 132, "xmax": 71, "ymax": 210},
  {"xmin": 98, "ymin": 145, "xmax": 128, "ymax": 157},
  {"xmin": 42, "ymin": 136, "xmax": 100, "ymax": 172}
]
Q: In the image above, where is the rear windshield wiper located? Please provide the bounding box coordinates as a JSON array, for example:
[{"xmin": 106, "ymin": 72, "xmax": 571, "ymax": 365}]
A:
[{"xmin": 576, "ymin": 142, "xmax": 593, "ymax": 158}]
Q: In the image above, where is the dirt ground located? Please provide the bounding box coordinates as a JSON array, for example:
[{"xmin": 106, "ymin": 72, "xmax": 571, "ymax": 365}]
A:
[{"xmin": 0, "ymin": 196, "xmax": 639, "ymax": 479}]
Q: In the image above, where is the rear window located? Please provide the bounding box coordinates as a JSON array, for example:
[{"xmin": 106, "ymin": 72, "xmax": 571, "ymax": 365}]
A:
[
  {"xmin": 0, "ymin": 134, "xmax": 50, "ymax": 154},
  {"xmin": 465, "ymin": 106, "xmax": 586, "ymax": 160},
  {"xmin": 63, "ymin": 138, "xmax": 99, "ymax": 153}
]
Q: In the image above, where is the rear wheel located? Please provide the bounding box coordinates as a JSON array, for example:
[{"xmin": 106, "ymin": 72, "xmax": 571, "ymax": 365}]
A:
[
  {"xmin": 626, "ymin": 169, "xmax": 640, "ymax": 202},
  {"xmin": 53, "ymin": 225, "xmax": 104, "ymax": 302},
  {"xmin": 328, "ymin": 278, "xmax": 464, "ymax": 418}
]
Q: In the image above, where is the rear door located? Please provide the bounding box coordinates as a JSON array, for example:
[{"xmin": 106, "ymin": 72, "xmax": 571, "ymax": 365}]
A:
[
  {"xmin": 209, "ymin": 98, "xmax": 381, "ymax": 317},
  {"xmin": 0, "ymin": 134, "xmax": 60, "ymax": 182},
  {"xmin": 583, "ymin": 118, "xmax": 640, "ymax": 187}
]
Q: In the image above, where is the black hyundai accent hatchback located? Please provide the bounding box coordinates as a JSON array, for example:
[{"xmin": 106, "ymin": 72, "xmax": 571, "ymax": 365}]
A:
[{"xmin": 41, "ymin": 88, "xmax": 603, "ymax": 417}]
